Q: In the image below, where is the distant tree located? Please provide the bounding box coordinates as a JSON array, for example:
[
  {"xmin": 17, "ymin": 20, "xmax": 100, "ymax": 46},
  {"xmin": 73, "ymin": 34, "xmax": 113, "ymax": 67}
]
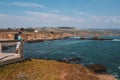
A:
[
  {"xmin": 57, "ymin": 27, "xmax": 74, "ymax": 29},
  {"xmin": 8, "ymin": 28, "xmax": 11, "ymax": 30},
  {"xmin": 24, "ymin": 28, "xmax": 35, "ymax": 32}
]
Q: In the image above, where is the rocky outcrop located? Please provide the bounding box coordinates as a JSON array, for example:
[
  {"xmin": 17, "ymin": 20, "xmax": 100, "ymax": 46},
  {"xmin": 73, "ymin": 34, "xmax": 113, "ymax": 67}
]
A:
[
  {"xmin": 96, "ymin": 74, "xmax": 117, "ymax": 80},
  {"xmin": 86, "ymin": 64, "xmax": 107, "ymax": 73},
  {"xmin": 0, "ymin": 32, "xmax": 72, "ymax": 40},
  {"xmin": 86, "ymin": 64, "xmax": 117, "ymax": 80},
  {"xmin": 26, "ymin": 39, "xmax": 44, "ymax": 43}
]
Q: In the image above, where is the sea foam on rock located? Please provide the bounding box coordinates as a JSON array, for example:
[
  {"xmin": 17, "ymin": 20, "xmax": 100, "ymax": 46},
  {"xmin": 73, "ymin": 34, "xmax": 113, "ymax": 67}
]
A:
[{"xmin": 59, "ymin": 57, "xmax": 80, "ymax": 63}]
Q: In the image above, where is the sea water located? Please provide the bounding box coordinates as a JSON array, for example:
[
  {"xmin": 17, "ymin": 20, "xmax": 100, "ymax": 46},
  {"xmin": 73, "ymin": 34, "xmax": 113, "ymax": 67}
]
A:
[
  {"xmin": 2, "ymin": 36, "xmax": 119, "ymax": 79},
  {"xmin": 23, "ymin": 36, "xmax": 120, "ymax": 79}
]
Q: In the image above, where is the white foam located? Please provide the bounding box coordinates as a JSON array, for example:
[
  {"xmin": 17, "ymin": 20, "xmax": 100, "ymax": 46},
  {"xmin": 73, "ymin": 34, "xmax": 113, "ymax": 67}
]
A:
[
  {"xmin": 118, "ymin": 66, "xmax": 120, "ymax": 69},
  {"xmin": 112, "ymin": 39, "xmax": 120, "ymax": 41},
  {"xmin": 89, "ymin": 62, "xmax": 94, "ymax": 64},
  {"xmin": 69, "ymin": 36, "xmax": 81, "ymax": 39},
  {"xmin": 81, "ymin": 63, "xmax": 84, "ymax": 66},
  {"xmin": 112, "ymin": 72, "xmax": 119, "ymax": 79}
]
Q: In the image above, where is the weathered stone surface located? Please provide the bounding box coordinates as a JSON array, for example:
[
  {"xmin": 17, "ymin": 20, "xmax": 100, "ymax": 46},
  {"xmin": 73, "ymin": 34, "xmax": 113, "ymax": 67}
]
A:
[
  {"xmin": 96, "ymin": 74, "xmax": 117, "ymax": 80},
  {"xmin": 86, "ymin": 64, "xmax": 107, "ymax": 73}
]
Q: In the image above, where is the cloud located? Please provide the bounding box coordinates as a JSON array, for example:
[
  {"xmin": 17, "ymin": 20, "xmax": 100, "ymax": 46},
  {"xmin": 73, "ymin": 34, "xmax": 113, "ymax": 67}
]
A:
[
  {"xmin": 0, "ymin": 12, "xmax": 77, "ymax": 28},
  {"xmin": 0, "ymin": 11, "xmax": 120, "ymax": 28},
  {"xmin": 25, "ymin": 11, "xmax": 73, "ymax": 21},
  {"xmin": 8, "ymin": 2, "xmax": 45, "ymax": 8},
  {"xmin": 49, "ymin": 10, "xmax": 60, "ymax": 13},
  {"xmin": 91, "ymin": 16, "xmax": 120, "ymax": 24},
  {"xmin": 80, "ymin": 15, "xmax": 120, "ymax": 28},
  {"xmin": 0, "ymin": 14, "xmax": 36, "ymax": 28},
  {"xmin": 71, "ymin": 10, "xmax": 89, "ymax": 15},
  {"xmin": 74, "ymin": 12, "xmax": 88, "ymax": 15}
]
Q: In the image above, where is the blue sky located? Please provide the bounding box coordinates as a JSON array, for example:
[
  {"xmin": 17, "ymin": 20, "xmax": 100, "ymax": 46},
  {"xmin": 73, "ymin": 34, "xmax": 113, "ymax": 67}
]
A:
[{"xmin": 0, "ymin": 0, "xmax": 120, "ymax": 29}]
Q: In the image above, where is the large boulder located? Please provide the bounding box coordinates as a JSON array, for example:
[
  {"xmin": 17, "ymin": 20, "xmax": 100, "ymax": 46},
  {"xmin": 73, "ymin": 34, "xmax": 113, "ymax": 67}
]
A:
[{"xmin": 86, "ymin": 64, "xmax": 107, "ymax": 73}]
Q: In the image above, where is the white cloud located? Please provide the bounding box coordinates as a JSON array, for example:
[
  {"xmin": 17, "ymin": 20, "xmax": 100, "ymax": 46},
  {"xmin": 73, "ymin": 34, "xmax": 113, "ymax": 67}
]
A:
[
  {"xmin": 59, "ymin": 17, "xmax": 72, "ymax": 21},
  {"xmin": 0, "ymin": 13, "xmax": 41, "ymax": 28},
  {"xmin": 49, "ymin": 10, "xmax": 60, "ymax": 13},
  {"xmin": 25, "ymin": 11, "xmax": 73, "ymax": 21},
  {"xmin": 0, "ymin": 12, "xmax": 82, "ymax": 28},
  {"xmin": 74, "ymin": 12, "xmax": 88, "ymax": 15},
  {"xmin": 9, "ymin": 2, "xmax": 45, "ymax": 8},
  {"xmin": 92, "ymin": 16, "xmax": 120, "ymax": 24},
  {"xmin": 0, "ymin": 11, "xmax": 120, "ymax": 28},
  {"xmin": 75, "ymin": 19, "xmax": 85, "ymax": 23},
  {"xmin": 25, "ymin": 11, "xmax": 58, "ymax": 18},
  {"xmin": 71, "ymin": 10, "xmax": 89, "ymax": 15}
]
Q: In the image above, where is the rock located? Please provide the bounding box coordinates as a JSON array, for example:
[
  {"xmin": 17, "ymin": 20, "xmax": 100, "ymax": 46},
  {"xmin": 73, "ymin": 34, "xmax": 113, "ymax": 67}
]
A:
[
  {"xmin": 96, "ymin": 74, "xmax": 117, "ymax": 80},
  {"xmin": 59, "ymin": 58, "xmax": 69, "ymax": 63},
  {"xmin": 26, "ymin": 39, "xmax": 44, "ymax": 43},
  {"xmin": 68, "ymin": 57, "xmax": 80, "ymax": 62},
  {"xmin": 59, "ymin": 57, "xmax": 80, "ymax": 63},
  {"xmin": 2, "ymin": 46, "xmax": 9, "ymax": 50},
  {"xmin": 86, "ymin": 64, "xmax": 107, "ymax": 73},
  {"xmin": 24, "ymin": 58, "xmax": 32, "ymax": 61},
  {"xmin": 91, "ymin": 38, "xmax": 113, "ymax": 40},
  {"xmin": 80, "ymin": 37, "xmax": 113, "ymax": 40},
  {"xmin": 93, "ymin": 34, "xmax": 99, "ymax": 40},
  {"xmin": 80, "ymin": 37, "xmax": 87, "ymax": 40},
  {"xmin": 8, "ymin": 44, "xmax": 16, "ymax": 47}
]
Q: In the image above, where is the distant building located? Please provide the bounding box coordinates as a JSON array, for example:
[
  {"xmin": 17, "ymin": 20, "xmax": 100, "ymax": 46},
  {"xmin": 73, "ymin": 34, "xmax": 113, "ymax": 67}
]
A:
[{"xmin": 34, "ymin": 30, "xmax": 38, "ymax": 33}]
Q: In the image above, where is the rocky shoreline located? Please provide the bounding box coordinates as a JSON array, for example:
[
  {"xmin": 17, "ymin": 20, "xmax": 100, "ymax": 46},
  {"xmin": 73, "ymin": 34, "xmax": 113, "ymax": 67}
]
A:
[{"xmin": 0, "ymin": 28, "xmax": 120, "ymax": 40}]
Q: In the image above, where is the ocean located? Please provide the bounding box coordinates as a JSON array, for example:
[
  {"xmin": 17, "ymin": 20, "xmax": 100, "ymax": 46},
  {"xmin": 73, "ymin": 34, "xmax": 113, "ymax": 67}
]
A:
[{"xmin": 5, "ymin": 36, "xmax": 120, "ymax": 79}]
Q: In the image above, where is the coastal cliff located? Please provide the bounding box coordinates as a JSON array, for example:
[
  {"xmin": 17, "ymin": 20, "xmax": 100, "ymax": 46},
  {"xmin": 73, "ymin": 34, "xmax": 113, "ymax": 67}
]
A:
[
  {"xmin": 0, "ymin": 59, "xmax": 116, "ymax": 80},
  {"xmin": 0, "ymin": 28, "xmax": 120, "ymax": 40}
]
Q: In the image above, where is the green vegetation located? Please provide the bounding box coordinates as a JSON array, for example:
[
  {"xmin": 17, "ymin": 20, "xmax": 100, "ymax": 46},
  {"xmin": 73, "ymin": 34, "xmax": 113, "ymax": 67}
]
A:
[{"xmin": 0, "ymin": 28, "xmax": 34, "ymax": 32}]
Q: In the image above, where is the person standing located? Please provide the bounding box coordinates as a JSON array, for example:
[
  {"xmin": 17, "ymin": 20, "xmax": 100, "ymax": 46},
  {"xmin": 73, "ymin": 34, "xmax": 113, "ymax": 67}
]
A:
[{"xmin": 14, "ymin": 28, "xmax": 24, "ymax": 55}]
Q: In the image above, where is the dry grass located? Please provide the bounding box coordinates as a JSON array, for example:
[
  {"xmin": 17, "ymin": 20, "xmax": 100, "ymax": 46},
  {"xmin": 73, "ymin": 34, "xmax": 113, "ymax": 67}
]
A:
[{"xmin": 0, "ymin": 59, "xmax": 100, "ymax": 80}]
